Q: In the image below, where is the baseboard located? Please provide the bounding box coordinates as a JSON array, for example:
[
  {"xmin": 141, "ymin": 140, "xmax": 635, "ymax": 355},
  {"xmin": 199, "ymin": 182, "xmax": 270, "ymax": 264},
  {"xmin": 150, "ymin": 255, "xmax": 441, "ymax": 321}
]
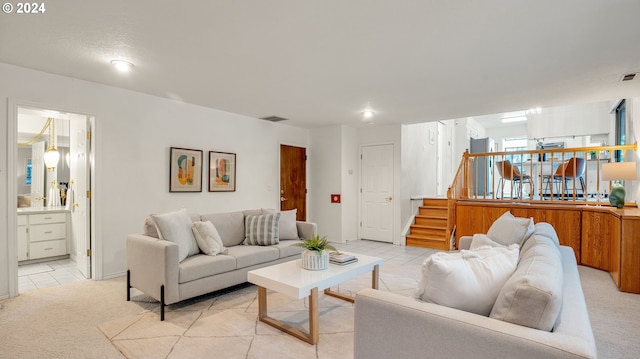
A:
[{"xmin": 102, "ymin": 271, "xmax": 127, "ymax": 280}]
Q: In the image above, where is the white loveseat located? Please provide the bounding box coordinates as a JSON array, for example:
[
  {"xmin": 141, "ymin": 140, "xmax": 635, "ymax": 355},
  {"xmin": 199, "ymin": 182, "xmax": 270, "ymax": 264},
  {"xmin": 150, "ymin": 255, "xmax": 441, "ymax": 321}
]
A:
[
  {"xmin": 126, "ymin": 208, "xmax": 316, "ymax": 320},
  {"xmin": 354, "ymin": 221, "xmax": 597, "ymax": 359}
]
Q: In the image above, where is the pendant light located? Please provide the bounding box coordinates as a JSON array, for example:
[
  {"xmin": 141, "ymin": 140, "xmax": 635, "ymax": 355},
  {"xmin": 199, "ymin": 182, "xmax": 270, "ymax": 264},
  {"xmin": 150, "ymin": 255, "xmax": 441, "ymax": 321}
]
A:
[{"xmin": 43, "ymin": 117, "xmax": 60, "ymax": 170}]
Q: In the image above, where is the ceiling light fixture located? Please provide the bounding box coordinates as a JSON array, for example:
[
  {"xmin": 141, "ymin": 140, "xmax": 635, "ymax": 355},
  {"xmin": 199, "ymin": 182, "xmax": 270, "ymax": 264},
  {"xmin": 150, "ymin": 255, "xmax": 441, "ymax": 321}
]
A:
[
  {"xmin": 43, "ymin": 118, "xmax": 60, "ymax": 170},
  {"xmin": 501, "ymin": 116, "xmax": 527, "ymax": 123},
  {"xmin": 111, "ymin": 59, "xmax": 134, "ymax": 73},
  {"xmin": 361, "ymin": 110, "xmax": 375, "ymax": 119}
]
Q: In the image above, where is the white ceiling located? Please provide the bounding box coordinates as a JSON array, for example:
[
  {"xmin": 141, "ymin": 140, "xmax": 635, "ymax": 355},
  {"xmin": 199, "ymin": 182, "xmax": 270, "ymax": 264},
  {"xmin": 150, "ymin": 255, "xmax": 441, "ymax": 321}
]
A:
[{"xmin": 1, "ymin": 1, "xmax": 640, "ymax": 128}]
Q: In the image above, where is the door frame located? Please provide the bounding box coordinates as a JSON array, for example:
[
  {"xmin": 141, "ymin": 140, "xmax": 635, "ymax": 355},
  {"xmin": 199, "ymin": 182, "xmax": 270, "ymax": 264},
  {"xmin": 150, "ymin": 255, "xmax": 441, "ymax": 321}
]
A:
[
  {"xmin": 278, "ymin": 142, "xmax": 309, "ymax": 220},
  {"xmin": 6, "ymin": 99, "xmax": 99, "ymax": 297},
  {"xmin": 358, "ymin": 142, "xmax": 397, "ymax": 244}
]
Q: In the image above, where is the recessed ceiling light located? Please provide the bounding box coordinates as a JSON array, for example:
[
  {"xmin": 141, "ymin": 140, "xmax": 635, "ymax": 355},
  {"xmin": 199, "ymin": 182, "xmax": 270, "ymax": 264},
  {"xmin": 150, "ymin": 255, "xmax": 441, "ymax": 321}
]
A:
[
  {"xmin": 361, "ymin": 110, "xmax": 375, "ymax": 119},
  {"xmin": 111, "ymin": 60, "xmax": 134, "ymax": 73}
]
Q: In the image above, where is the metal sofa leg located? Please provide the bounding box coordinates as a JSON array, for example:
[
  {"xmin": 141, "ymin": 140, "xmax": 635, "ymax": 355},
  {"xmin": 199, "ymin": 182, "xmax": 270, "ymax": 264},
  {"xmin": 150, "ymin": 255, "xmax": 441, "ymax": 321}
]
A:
[
  {"xmin": 160, "ymin": 284, "xmax": 165, "ymax": 321},
  {"xmin": 127, "ymin": 270, "xmax": 131, "ymax": 301}
]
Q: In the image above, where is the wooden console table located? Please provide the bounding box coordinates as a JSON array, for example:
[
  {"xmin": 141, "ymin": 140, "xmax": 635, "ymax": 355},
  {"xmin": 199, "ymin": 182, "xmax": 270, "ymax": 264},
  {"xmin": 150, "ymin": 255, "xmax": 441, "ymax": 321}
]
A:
[{"xmin": 455, "ymin": 202, "xmax": 640, "ymax": 294}]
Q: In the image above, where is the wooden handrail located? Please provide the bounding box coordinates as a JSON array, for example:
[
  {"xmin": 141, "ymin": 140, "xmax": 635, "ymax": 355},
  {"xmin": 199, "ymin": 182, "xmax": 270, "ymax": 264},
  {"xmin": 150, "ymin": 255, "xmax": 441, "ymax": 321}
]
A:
[{"xmin": 447, "ymin": 143, "xmax": 638, "ymax": 205}]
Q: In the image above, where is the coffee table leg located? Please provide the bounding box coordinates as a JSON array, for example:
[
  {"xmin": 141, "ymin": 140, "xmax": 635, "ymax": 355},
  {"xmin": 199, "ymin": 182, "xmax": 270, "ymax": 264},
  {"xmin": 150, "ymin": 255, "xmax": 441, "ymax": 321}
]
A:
[
  {"xmin": 309, "ymin": 287, "xmax": 319, "ymax": 344},
  {"xmin": 257, "ymin": 285, "xmax": 319, "ymax": 345},
  {"xmin": 372, "ymin": 264, "xmax": 379, "ymax": 289}
]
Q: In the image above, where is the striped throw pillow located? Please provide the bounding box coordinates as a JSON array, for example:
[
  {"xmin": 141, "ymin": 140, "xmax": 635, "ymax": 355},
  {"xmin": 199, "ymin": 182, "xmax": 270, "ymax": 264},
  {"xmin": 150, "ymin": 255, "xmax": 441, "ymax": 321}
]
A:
[{"xmin": 244, "ymin": 213, "xmax": 281, "ymax": 245}]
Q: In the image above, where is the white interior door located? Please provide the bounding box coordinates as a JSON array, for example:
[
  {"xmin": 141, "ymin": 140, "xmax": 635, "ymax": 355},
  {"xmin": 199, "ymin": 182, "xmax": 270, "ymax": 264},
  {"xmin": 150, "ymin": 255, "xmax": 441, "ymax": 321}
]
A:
[
  {"xmin": 30, "ymin": 141, "xmax": 45, "ymax": 207},
  {"xmin": 360, "ymin": 144, "xmax": 394, "ymax": 243},
  {"xmin": 69, "ymin": 116, "xmax": 90, "ymax": 278}
]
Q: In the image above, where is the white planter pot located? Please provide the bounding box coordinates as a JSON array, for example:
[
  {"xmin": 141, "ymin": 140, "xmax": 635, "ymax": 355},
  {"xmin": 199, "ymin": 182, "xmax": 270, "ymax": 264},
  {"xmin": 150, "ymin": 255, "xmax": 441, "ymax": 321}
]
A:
[{"xmin": 301, "ymin": 250, "xmax": 329, "ymax": 271}]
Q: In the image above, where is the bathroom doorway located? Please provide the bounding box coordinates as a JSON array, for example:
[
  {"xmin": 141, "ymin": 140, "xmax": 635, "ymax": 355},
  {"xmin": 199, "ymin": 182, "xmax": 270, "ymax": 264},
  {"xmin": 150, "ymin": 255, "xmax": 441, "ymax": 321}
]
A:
[{"xmin": 12, "ymin": 104, "xmax": 95, "ymax": 294}]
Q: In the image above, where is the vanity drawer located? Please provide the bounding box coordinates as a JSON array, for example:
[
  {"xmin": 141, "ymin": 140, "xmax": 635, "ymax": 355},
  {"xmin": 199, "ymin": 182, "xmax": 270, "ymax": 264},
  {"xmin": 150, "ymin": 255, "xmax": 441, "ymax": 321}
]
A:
[
  {"xmin": 29, "ymin": 223, "xmax": 66, "ymax": 242},
  {"xmin": 17, "ymin": 215, "xmax": 28, "ymax": 226},
  {"xmin": 30, "ymin": 240, "xmax": 67, "ymax": 259},
  {"xmin": 29, "ymin": 213, "xmax": 66, "ymax": 225}
]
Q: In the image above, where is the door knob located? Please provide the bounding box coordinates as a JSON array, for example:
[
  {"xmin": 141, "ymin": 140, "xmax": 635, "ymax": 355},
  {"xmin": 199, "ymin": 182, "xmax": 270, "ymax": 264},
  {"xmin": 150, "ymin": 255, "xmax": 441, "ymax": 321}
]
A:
[
  {"xmin": 385, "ymin": 197, "xmax": 393, "ymax": 201},
  {"xmin": 280, "ymin": 197, "xmax": 288, "ymax": 202}
]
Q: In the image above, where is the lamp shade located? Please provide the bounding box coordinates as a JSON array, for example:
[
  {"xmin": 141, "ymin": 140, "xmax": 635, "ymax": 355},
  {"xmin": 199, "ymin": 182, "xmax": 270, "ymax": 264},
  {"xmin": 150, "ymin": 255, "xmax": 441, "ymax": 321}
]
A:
[
  {"xmin": 44, "ymin": 147, "xmax": 60, "ymax": 169},
  {"xmin": 601, "ymin": 162, "xmax": 637, "ymax": 181}
]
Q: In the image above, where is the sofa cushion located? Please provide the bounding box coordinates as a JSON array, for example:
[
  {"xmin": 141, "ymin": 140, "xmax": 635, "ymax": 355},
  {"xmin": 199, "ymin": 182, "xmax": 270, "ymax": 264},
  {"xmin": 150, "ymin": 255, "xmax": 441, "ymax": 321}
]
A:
[
  {"xmin": 225, "ymin": 245, "xmax": 279, "ymax": 269},
  {"xmin": 200, "ymin": 211, "xmax": 246, "ymax": 247},
  {"xmin": 487, "ymin": 211, "xmax": 534, "ymax": 247},
  {"xmin": 490, "ymin": 231, "xmax": 564, "ymax": 331},
  {"xmin": 244, "ymin": 213, "xmax": 281, "ymax": 245},
  {"xmin": 273, "ymin": 239, "xmax": 305, "ymax": 258},
  {"xmin": 415, "ymin": 245, "xmax": 519, "ymax": 316},
  {"xmin": 151, "ymin": 209, "xmax": 200, "ymax": 262},
  {"xmin": 178, "ymin": 254, "xmax": 237, "ymax": 283},
  {"xmin": 192, "ymin": 221, "xmax": 227, "ymax": 256},
  {"xmin": 144, "ymin": 212, "xmax": 200, "ymax": 239}
]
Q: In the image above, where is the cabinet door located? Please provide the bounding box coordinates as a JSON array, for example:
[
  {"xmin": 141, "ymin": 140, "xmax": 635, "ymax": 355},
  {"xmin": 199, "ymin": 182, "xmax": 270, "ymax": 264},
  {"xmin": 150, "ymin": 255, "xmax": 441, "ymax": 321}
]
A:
[
  {"xmin": 621, "ymin": 218, "xmax": 640, "ymax": 293},
  {"xmin": 17, "ymin": 226, "xmax": 29, "ymax": 261},
  {"xmin": 581, "ymin": 211, "xmax": 618, "ymax": 271},
  {"xmin": 455, "ymin": 205, "xmax": 483, "ymax": 241},
  {"xmin": 544, "ymin": 210, "xmax": 582, "ymax": 262}
]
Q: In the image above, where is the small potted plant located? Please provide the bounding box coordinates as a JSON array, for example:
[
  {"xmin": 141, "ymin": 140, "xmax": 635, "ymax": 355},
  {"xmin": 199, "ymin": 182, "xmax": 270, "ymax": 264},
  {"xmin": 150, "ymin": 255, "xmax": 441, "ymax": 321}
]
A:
[{"xmin": 291, "ymin": 234, "xmax": 337, "ymax": 270}]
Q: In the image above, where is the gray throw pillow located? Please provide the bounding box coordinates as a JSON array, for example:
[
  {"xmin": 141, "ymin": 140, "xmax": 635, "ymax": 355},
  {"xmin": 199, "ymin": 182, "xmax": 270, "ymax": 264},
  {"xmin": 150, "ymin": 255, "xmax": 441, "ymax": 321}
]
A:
[{"xmin": 244, "ymin": 213, "xmax": 281, "ymax": 246}]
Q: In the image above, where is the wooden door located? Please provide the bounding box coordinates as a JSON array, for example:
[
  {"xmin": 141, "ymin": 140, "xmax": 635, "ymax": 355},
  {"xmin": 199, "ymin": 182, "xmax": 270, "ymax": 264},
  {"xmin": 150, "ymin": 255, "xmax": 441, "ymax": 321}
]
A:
[
  {"xmin": 280, "ymin": 145, "xmax": 306, "ymax": 221},
  {"xmin": 360, "ymin": 144, "xmax": 394, "ymax": 242}
]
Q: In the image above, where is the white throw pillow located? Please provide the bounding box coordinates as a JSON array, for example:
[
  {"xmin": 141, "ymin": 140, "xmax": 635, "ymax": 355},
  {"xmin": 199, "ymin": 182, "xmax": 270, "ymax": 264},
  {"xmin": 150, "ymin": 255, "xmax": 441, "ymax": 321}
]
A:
[
  {"xmin": 192, "ymin": 221, "xmax": 227, "ymax": 256},
  {"xmin": 244, "ymin": 213, "xmax": 281, "ymax": 245},
  {"xmin": 469, "ymin": 233, "xmax": 505, "ymax": 249},
  {"xmin": 414, "ymin": 245, "xmax": 519, "ymax": 316},
  {"xmin": 487, "ymin": 211, "xmax": 534, "ymax": 247},
  {"xmin": 151, "ymin": 209, "xmax": 199, "ymax": 262},
  {"xmin": 278, "ymin": 209, "xmax": 299, "ymax": 240}
]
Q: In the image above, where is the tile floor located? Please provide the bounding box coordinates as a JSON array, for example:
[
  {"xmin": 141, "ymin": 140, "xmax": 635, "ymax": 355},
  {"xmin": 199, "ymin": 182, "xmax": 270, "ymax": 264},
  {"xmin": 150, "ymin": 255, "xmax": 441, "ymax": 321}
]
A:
[
  {"xmin": 333, "ymin": 239, "xmax": 438, "ymax": 266},
  {"xmin": 18, "ymin": 258, "xmax": 88, "ymax": 293}
]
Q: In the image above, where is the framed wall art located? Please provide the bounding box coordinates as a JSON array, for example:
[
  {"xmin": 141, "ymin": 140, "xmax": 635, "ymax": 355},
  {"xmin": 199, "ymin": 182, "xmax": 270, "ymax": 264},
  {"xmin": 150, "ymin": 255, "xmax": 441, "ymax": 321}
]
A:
[
  {"xmin": 209, "ymin": 151, "xmax": 236, "ymax": 192},
  {"xmin": 169, "ymin": 147, "xmax": 203, "ymax": 192}
]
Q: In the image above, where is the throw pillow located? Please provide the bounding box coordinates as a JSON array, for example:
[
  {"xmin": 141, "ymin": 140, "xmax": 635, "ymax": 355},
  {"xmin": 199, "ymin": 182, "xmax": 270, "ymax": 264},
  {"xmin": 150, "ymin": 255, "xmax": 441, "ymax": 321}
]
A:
[
  {"xmin": 414, "ymin": 245, "xmax": 519, "ymax": 316},
  {"xmin": 244, "ymin": 213, "xmax": 281, "ymax": 245},
  {"xmin": 469, "ymin": 233, "xmax": 505, "ymax": 249},
  {"xmin": 192, "ymin": 221, "xmax": 227, "ymax": 256},
  {"xmin": 487, "ymin": 211, "xmax": 534, "ymax": 247},
  {"xmin": 151, "ymin": 209, "xmax": 200, "ymax": 262},
  {"xmin": 278, "ymin": 209, "xmax": 299, "ymax": 240}
]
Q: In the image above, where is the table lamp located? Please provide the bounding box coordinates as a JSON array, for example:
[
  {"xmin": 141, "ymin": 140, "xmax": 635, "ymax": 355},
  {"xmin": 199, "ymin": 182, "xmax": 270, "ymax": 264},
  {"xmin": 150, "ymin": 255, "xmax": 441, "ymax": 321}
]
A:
[{"xmin": 601, "ymin": 162, "xmax": 637, "ymax": 208}]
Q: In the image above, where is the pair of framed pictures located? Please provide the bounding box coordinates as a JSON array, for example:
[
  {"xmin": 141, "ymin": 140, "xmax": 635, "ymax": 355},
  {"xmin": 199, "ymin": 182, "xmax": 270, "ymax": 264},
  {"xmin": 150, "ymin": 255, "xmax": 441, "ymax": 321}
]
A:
[{"xmin": 169, "ymin": 147, "xmax": 236, "ymax": 192}]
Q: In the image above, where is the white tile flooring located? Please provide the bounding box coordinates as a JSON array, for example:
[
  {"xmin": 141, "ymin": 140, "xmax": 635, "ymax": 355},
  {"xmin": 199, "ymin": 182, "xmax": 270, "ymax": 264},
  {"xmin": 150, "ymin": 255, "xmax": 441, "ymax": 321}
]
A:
[
  {"xmin": 18, "ymin": 258, "xmax": 88, "ymax": 293},
  {"xmin": 16, "ymin": 240, "xmax": 435, "ymax": 294},
  {"xmin": 333, "ymin": 239, "xmax": 439, "ymax": 266}
]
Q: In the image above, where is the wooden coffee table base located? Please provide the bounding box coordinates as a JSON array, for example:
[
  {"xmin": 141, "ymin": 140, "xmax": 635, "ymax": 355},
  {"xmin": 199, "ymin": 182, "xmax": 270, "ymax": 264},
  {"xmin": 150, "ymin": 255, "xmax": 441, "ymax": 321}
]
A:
[{"xmin": 256, "ymin": 264, "xmax": 379, "ymax": 345}]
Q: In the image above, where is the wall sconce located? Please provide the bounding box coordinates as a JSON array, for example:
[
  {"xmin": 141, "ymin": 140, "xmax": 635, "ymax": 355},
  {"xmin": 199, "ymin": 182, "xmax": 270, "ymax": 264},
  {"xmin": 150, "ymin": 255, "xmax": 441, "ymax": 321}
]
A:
[
  {"xmin": 43, "ymin": 117, "xmax": 60, "ymax": 170},
  {"xmin": 601, "ymin": 162, "xmax": 637, "ymax": 208}
]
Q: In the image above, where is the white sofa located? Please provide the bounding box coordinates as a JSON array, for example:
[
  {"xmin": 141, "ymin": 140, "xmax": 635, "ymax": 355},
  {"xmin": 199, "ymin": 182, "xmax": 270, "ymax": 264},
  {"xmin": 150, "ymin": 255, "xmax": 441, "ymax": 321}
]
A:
[
  {"xmin": 126, "ymin": 209, "xmax": 316, "ymax": 320},
  {"xmin": 354, "ymin": 222, "xmax": 597, "ymax": 359}
]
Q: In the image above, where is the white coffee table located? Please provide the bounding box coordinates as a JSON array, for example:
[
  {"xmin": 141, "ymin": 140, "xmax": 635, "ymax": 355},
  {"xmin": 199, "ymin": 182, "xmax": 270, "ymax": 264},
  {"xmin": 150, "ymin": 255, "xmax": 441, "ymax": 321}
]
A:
[{"xmin": 247, "ymin": 252, "xmax": 383, "ymax": 344}]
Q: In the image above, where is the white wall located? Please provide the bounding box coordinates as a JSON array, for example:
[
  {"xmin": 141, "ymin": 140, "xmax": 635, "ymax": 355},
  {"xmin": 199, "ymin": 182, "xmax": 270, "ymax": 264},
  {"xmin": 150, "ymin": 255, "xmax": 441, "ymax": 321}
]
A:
[
  {"xmin": 309, "ymin": 126, "xmax": 343, "ymax": 243},
  {"xmin": 527, "ymin": 101, "xmax": 611, "ymax": 139},
  {"xmin": 341, "ymin": 126, "xmax": 359, "ymax": 242},
  {"xmin": 0, "ymin": 63, "xmax": 310, "ymax": 298}
]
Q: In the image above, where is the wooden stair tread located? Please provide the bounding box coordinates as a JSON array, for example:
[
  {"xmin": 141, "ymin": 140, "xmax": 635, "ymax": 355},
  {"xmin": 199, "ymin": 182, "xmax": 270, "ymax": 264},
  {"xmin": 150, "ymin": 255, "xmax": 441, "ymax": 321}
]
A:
[
  {"xmin": 410, "ymin": 224, "xmax": 446, "ymax": 230},
  {"xmin": 406, "ymin": 234, "xmax": 447, "ymax": 241},
  {"xmin": 415, "ymin": 214, "xmax": 447, "ymax": 219}
]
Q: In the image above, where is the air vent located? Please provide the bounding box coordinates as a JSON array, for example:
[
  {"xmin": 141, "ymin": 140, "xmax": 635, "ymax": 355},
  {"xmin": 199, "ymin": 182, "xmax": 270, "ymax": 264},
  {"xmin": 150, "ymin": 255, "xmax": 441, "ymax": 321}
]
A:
[
  {"xmin": 260, "ymin": 116, "xmax": 289, "ymax": 122},
  {"xmin": 621, "ymin": 73, "xmax": 637, "ymax": 82}
]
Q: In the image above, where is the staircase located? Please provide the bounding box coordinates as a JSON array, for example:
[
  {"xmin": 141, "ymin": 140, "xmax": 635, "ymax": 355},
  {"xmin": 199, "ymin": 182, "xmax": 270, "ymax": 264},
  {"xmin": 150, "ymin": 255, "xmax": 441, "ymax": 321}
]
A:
[{"xmin": 406, "ymin": 198, "xmax": 452, "ymax": 250}]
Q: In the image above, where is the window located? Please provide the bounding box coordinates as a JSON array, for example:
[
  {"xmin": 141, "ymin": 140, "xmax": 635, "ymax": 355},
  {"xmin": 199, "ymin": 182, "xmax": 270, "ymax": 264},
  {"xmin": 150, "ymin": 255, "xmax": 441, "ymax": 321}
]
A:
[{"xmin": 615, "ymin": 100, "xmax": 626, "ymax": 162}]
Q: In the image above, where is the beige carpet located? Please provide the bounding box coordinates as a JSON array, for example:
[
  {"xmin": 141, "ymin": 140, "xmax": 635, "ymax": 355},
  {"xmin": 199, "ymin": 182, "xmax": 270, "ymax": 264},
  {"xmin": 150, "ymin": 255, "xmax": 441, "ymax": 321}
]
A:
[{"xmin": 1, "ymin": 263, "xmax": 639, "ymax": 359}]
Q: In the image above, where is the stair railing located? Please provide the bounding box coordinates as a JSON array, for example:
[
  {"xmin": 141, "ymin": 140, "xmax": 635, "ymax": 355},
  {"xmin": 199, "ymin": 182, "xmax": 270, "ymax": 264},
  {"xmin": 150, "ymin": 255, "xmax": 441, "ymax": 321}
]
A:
[{"xmin": 447, "ymin": 143, "xmax": 637, "ymax": 205}]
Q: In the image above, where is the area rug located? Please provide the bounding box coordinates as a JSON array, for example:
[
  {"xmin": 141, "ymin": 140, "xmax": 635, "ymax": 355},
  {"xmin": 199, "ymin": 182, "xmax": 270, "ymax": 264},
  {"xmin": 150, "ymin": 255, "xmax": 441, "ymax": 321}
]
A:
[{"xmin": 98, "ymin": 264, "xmax": 421, "ymax": 359}]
